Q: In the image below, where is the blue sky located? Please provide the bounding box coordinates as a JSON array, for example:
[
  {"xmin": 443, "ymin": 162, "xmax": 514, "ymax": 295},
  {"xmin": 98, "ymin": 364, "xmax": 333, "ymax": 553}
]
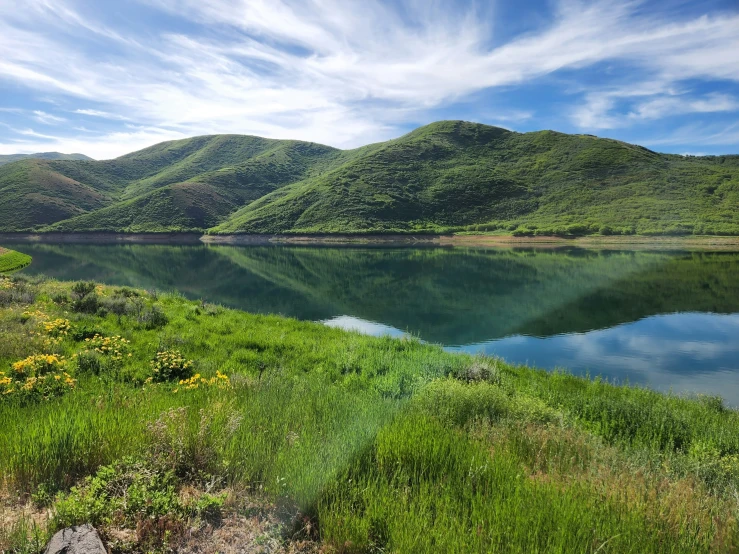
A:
[{"xmin": 0, "ymin": 0, "xmax": 738, "ymax": 159}]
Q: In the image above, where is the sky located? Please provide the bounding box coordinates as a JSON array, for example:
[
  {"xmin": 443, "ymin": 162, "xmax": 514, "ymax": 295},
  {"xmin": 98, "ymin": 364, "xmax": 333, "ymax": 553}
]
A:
[{"xmin": 0, "ymin": 0, "xmax": 738, "ymax": 160}]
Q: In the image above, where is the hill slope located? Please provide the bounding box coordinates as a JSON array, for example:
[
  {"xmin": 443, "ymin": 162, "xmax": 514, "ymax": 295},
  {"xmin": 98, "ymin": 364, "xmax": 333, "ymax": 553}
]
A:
[
  {"xmin": 0, "ymin": 159, "xmax": 113, "ymax": 231},
  {"xmin": 213, "ymin": 121, "xmax": 739, "ymax": 236},
  {"xmin": 1, "ymin": 121, "xmax": 738, "ymax": 235},
  {"xmin": 0, "ymin": 152, "xmax": 92, "ymax": 166}
]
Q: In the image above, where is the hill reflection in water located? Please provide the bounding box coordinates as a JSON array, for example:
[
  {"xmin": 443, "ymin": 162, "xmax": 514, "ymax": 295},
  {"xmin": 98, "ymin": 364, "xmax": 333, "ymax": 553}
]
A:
[{"xmin": 12, "ymin": 242, "xmax": 739, "ymax": 404}]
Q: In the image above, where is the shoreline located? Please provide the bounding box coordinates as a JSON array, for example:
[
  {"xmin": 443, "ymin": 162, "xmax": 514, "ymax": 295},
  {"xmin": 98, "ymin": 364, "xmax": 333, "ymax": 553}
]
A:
[
  {"xmin": 2, "ymin": 232, "xmax": 739, "ymax": 250},
  {"xmin": 0, "ymin": 247, "xmax": 33, "ymax": 272}
]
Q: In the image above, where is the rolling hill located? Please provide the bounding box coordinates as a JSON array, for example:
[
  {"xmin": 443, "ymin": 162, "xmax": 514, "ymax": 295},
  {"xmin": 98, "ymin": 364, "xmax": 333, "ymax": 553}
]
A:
[
  {"xmin": 1, "ymin": 121, "xmax": 737, "ymax": 235},
  {"xmin": 0, "ymin": 152, "xmax": 92, "ymax": 166}
]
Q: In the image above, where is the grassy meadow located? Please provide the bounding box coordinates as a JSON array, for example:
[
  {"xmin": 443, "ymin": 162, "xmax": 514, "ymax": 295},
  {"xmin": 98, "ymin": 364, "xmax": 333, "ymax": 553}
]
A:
[{"xmin": 1, "ymin": 272, "xmax": 739, "ymax": 553}]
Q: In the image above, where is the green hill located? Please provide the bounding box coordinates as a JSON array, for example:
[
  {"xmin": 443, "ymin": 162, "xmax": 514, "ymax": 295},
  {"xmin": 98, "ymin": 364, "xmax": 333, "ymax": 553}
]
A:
[
  {"xmin": 0, "ymin": 152, "xmax": 92, "ymax": 166},
  {"xmin": 0, "ymin": 160, "xmax": 113, "ymax": 230},
  {"xmin": 213, "ymin": 121, "xmax": 739, "ymax": 236},
  {"xmin": 1, "ymin": 121, "xmax": 738, "ymax": 235}
]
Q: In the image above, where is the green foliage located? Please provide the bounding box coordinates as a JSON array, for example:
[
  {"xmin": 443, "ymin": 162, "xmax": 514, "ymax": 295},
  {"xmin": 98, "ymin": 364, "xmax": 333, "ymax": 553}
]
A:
[
  {"xmin": 0, "ymin": 248, "xmax": 32, "ymax": 273},
  {"xmin": 0, "ymin": 152, "xmax": 91, "ymax": 167},
  {"xmin": 1, "ymin": 122, "xmax": 738, "ymax": 234},
  {"xmin": 52, "ymin": 457, "xmax": 225, "ymax": 549},
  {"xmin": 212, "ymin": 121, "xmax": 739, "ymax": 236},
  {"xmin": 150, "ymin": 350, "xmax": 193, "ymax": 382},
  {"xmin": 71, "ymin": 281, "xmax": 96, "ymax": 300},
  {"xmin": 139, "ymin": 304, "xmax": 168, "ymax": 330},
  {"xmin": 1, "ymin": 278, "xmax": 738, "ymax": 552}
]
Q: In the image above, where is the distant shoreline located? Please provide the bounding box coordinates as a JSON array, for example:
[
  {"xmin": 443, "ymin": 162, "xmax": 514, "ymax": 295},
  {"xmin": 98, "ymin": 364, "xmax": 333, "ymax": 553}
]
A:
[{"xmin": 2, "ymin": 232, "xmax": 739, "ymax": 250}]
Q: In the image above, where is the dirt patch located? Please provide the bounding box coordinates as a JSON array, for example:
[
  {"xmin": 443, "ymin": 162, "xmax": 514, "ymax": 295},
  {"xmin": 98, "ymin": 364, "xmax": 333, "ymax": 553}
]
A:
[
  {"xmin": 443, "ymin": 234, "xmax": 739, "ymax": 251},
  {"xmin": 178, "ymin": 513, "xmax": 320, "ymax": 554}
]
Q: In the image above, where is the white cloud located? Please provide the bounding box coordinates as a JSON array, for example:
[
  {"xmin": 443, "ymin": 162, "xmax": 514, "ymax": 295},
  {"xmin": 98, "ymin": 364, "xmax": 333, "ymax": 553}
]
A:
[
  {"xmin": 74, "ymin": 109, "xmax": 131, "ymax": 121},
  {"xmin": 33, "ymin": 110, "xmax": 67, "ymax": 125},
  {"xmin": 572, "ymin": 88, "xmax": 739, "ymax": 129},
  {"xmin": 645, "ymin": 121, "xmax": 739, "ymax": 147},
  {"xmin": 0, "ymin": 0, "xmax": 737, "ymax": 156}
]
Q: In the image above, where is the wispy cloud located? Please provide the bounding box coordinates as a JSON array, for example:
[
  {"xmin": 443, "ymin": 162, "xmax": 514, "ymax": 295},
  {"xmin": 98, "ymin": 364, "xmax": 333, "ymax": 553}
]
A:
[
  {"xmin": 74, "ymin": 109, "xmax": 131, "ymax": 121},
  {"xmin": 0, "ymin": 0, "xmax": 737, "ymax": 157},
  {"xmin": 33, "ymin": 110, "xmax": 67, "ymax": 125},
  {"xmin": 572, "ymin": 88, "xmax": 739, "ymax": 129}
]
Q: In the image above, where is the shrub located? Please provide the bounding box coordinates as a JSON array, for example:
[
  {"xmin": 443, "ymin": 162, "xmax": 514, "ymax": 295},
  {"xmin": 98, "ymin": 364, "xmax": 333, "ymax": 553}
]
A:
[
  {"xmin": 454, "ymin": 356, "xmax": 502, "ymax": 385},
  {"xmin": 11, "ymin": 354, "xmax": 67, "ymax": 377},
  {"xmin": 176, "ymin": 371, "xmax": 231, "ymax": 392},
  {"xmin": 51, "ymin": 292, "xmax": 69, "ymax": 305},
  {"xmin": 1, "ymin": 354, "xmax": 76, "ymax": 402},
  {"xmin": 114, "ymin": 287, "xmax": 140, "ymax": 298},
  {"xmin": 151, "ymin": 350, "xmax": 193, "ymax": 382},
  {"xmin": 71, "ymin": 325, "xmax": 103, "ymax": 342},
  {"xmin": 51, "ymin": 457, "xmax": 225, "ymax": 550},
  {"xmin": 71, "ymin": 294, "xmax": 100, "ymax": 314},
  {"xmin": 75, "ymin": 351, "xmax": 105, "ymax": 376},
  {"xmin": 71, "ymin": 281, "xmax": 95, "ymax": 301},
  {"xmin": 0, "ymin": 279, "xmax": 36, "ymax": 307},
  {"xmin": 78, "ymin": 334, "xmax": 131, "ymax": 366},
  {"xmin": 140, "ymin": 305, "xmax": 168, "ymax": 330},
  {"xmin": 42, "ymin": 318, "xmax": 72, "ymax": 338},
  {"xmin": 101, "ymin": 296, "xmax": 129, "ymax": 323}
]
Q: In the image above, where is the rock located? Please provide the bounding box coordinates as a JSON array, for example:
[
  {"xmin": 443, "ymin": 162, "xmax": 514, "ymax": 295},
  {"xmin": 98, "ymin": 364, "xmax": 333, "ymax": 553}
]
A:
[{"xmin": 43, "ymin": 524, "xmax": 107, "ymax": 554}]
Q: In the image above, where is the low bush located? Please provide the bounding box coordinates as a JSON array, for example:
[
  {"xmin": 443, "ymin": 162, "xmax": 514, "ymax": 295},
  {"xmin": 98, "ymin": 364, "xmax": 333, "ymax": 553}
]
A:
[
  {"xmin": 151, "ymin": 350, "xmax": 193, "ymax": 382},
  {"xmin": 140, "ymin": 305, "xmax": 168, "ymax": 330},
  {"xmin": 71, "ymin": 293, "xmax": 100, "ymax": 314},
  {"xmin": 51, "ymin": 457, "xmax": 226, "ymax": 551}
]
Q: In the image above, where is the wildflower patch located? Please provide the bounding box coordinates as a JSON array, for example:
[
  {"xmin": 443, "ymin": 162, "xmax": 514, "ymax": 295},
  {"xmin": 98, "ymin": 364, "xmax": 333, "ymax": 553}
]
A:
[
  {"xmin": 151, "ymin": 350, "xmax": 193, "ymax": 382},
  {"xmin": 2, "ymin": 354, "xmax": 76, "ymax": 401},
  {"xmin": 174, "ymin": 371, "xmax": 231, "ymax": 392},
  {"xmin": 79, "ymin": 334, "xmax": 131, "ymax": 363}
]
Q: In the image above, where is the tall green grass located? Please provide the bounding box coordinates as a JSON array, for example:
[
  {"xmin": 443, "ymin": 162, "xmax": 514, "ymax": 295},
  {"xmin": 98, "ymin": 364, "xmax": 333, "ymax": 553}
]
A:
[{"xmin": 1, "ymin": 276, "xmax": 738, "ymax": 552}]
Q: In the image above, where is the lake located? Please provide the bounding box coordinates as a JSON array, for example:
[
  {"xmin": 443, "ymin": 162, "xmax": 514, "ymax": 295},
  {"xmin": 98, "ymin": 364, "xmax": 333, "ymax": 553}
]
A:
[{"xmin": 9, "ymin": 241, "xmax": 739, "ymax": 406}]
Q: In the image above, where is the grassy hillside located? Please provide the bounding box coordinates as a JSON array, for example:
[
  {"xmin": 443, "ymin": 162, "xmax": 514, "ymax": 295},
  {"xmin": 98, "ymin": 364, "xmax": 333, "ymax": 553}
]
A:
[
  {"xmin": 0, "ymin": 247, "xmax": 31, "ymax": 272},
  {"xmin": 1, "ymin": 121, "xmax": 738, "ymax": 235},
  {"xmin": 213, "ymin": 121, "xmax": 739, "ymax": 235},
  {"xmin": 1, "ymin": 275, "xmax": 739, "ymax": 552},
  {"xmin": 0, "ymin": 152, "xmax": 91, "ymax": 167},
  {"xmin": 0, "ymin": 160, "xmax": 113, "ymax": 231},
  {"xmin": 45, "ymin": 141, "xmax": 340, "ymax": 232}
]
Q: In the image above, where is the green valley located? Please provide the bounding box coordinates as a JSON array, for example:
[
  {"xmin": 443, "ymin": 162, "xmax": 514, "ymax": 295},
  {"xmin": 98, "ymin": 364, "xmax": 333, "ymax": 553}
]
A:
[{"xmin": 1, "ymin": 121, "xmax": 738, "ymax": 235}]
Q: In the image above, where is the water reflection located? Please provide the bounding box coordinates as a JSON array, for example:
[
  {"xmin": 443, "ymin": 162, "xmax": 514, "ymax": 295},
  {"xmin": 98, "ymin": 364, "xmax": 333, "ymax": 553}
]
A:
[{"xmin": 10, "ymin": 242, "xmax": 739, "ymax": 404}]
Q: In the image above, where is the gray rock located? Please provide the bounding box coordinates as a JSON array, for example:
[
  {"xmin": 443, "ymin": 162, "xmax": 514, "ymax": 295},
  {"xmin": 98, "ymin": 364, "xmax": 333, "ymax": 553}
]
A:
[{"xmin": 44, "ymin": 524, "xmax": 107, "ymax": 554}]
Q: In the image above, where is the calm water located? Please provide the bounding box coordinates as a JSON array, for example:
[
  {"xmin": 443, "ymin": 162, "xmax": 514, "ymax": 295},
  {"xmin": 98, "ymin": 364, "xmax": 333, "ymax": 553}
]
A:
[{"xmin": 10, "ymin": 242, "xmax": 739, "ymax": 405}]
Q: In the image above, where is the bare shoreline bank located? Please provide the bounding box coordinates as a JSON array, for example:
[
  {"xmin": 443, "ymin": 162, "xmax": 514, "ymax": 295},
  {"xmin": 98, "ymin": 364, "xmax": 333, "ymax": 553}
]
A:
[{"xmin": 2, "ymin": 232, "xmax": 739, "ymax": 250}]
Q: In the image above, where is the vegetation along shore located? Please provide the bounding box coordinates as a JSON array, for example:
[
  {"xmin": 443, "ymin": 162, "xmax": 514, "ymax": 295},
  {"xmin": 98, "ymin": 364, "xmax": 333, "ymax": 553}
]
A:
[
  {"xmin": 1, "ymin": 267, "xmax": 739, "ymax": 552},
  {"xmin": 0, "ymin": 248, "xmax": 32, "ymax": 273}
]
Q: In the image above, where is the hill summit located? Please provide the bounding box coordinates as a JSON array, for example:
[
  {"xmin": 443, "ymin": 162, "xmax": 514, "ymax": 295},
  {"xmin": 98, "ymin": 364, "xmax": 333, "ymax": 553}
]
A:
[
  {"xmin": 1, "ymin": 121, "xmax": 737, "ymax": 235},
  {"xmin": 0, "ymin": 152, "xmax": 92, "ymax": 167}
]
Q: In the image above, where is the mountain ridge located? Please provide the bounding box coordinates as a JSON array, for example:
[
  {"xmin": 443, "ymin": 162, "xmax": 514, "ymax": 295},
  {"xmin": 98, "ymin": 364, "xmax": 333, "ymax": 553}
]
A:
[
  {"xmin": 1, "ymin": 121, "xmax": 738, "ymax": 235},
  {"xmin": 0, "ymin": 152, "xmax": 92, "ymax": 166}
]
